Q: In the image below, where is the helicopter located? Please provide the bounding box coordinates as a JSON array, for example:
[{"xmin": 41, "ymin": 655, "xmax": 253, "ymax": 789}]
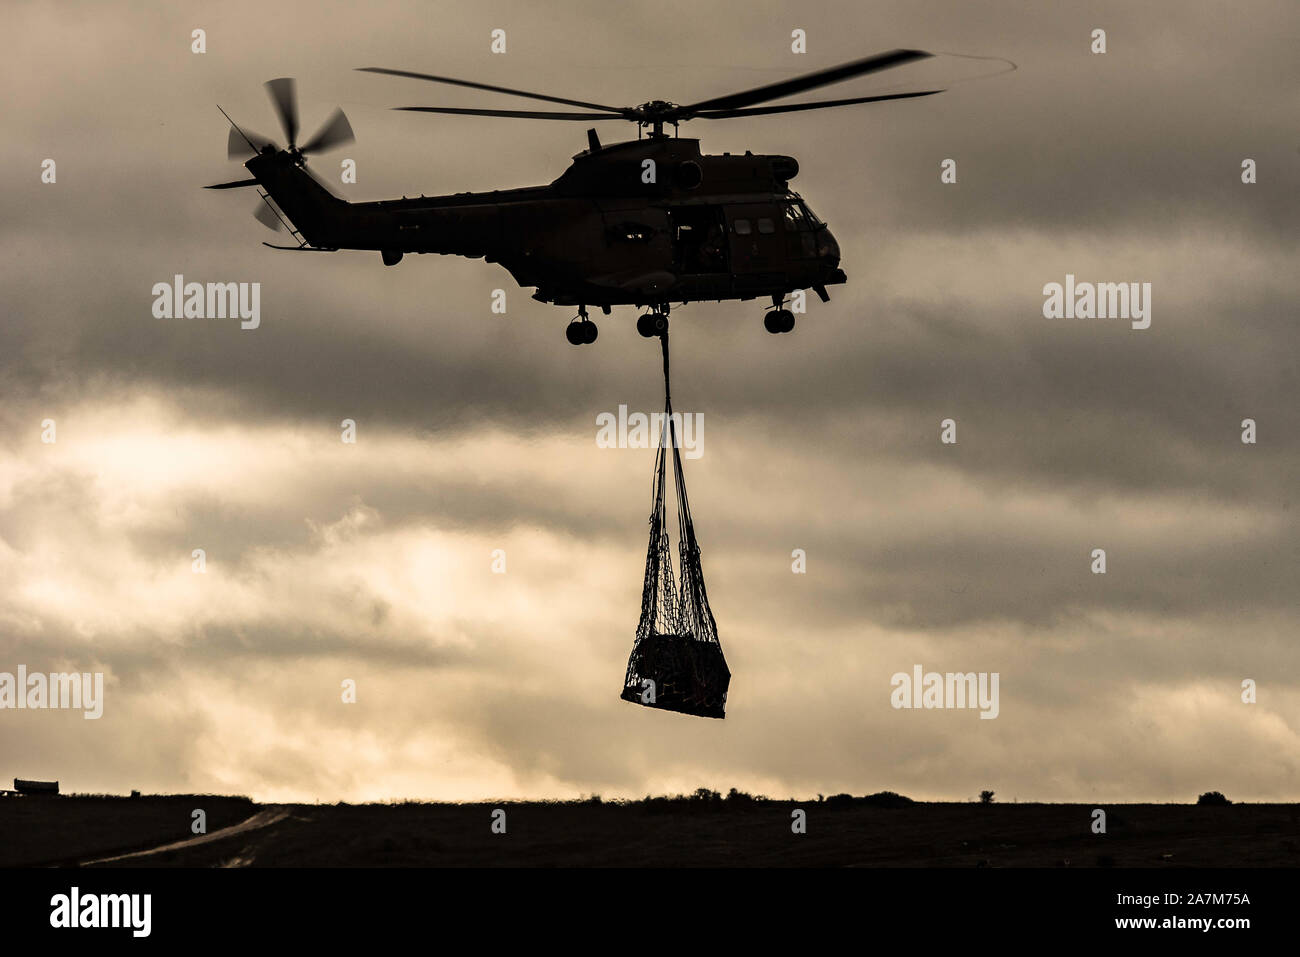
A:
[{"xmin": 207, "ymin": 50, "xmax": 947, "ymax": 344}]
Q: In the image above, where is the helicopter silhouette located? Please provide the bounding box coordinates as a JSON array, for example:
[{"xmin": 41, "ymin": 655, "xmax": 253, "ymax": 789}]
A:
[{"xmin": 207, "ymin": 50, "xmax": 945, "ymax": 344}]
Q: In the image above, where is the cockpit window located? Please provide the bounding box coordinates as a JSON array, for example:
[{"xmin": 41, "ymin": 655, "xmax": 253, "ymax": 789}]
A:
[
  {"xmin": 783, "ymin": 203, "xmax": 806, "ymax": 231},
  {"xmin": 800, "ymin": 202, "xmax": 822, "ymax": 226}
]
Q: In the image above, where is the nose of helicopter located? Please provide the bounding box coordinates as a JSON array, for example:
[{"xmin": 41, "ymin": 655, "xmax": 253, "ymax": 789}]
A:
[{"xmin": 817, "ymin": 227, "xmax": 840, "ymax": 267}]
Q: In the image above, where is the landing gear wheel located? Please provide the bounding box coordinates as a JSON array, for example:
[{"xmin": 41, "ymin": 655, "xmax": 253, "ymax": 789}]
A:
[
  {"xmin": 637, "ymin": 313, "xmax": 657, "ymax": 338},
  {"xmin": 649, "ymin": 313, "xmax": 669, "ymax": 337},
  {"xmin": 765, "ymin": 309, "xmax": 793, "ymax": 334},
  {"xmin": 567, "ymin": 319, "xmax": 598, "ymax": 345},
  {"xmin": 763, "ymin": 308, "xmax": 794, "ymax": 334}
]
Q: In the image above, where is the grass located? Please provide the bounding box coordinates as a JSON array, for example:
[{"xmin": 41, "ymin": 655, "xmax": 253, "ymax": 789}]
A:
[
  {"xmin": 0, "ymin": 794, "xmax": 254, "ymax": 867},
  {"xmin": 2, "ymin": 791, "xmax": 1289, "ymax": 867}
]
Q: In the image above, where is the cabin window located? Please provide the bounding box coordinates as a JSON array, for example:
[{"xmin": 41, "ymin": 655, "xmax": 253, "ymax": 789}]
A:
[
  {"xmin": 757, "ymin": 217, "xmax": 776, "ymax": 234},
  {"xmin": 733, "ymin": 219, "xmax": 752, "ymax": 235}
]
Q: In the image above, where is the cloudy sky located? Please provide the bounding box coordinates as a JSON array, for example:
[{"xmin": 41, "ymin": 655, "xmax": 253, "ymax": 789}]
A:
[{"xmin": 1, "ymin": 0, "xmax": 1296, "ymax": 802}]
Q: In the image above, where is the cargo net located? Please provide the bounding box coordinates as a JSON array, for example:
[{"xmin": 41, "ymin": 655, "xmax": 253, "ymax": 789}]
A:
[{"xmin": 621, "ymin": 332, "xmax": 730, "ymax": 719}]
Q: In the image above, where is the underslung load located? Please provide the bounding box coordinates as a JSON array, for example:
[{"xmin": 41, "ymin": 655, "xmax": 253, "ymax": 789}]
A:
[{"xmin": 621, "ymin": 332, "xmax": 730, "ymax": 719}]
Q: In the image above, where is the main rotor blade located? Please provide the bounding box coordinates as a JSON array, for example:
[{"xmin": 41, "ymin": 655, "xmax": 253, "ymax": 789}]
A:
[
  {"xmin": 265, "ymin": 77, "xmax": 300, "ymax": 146},
  {"xmin": 227, "ymin": 124, "xmax": 276, "ymax": 159},
  {"xmin": 359, "ymin": 67, "xmax": 629, "ymax": 115},
  {"xmin": 300, "ymin": 107, "xmax": 355, "ymax": 154},
  {"xmin": 678, "ymin": 48, "xmax": 932, "ymax": 116},
  {"xmin": 694, "ymin": 88, "xmax": 943, "ymax": 119},
  {"xmin": 395, "ymin": 106, "xmax": 627, "ymax": 120}
]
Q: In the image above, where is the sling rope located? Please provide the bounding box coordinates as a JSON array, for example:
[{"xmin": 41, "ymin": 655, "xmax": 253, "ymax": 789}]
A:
[{"xmin": 621, "ymin": 329, "xmax": 730, "ymax": 718}]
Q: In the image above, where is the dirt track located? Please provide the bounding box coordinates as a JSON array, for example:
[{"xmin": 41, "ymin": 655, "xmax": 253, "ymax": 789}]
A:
[{"xmin": 81, "ymin": 807, "xmax": 290, "ymax": 866}]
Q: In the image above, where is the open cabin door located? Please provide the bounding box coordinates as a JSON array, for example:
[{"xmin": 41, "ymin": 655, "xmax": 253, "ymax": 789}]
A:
[{"xmin": 668, "ymin": 205, "xmax": 729, "ymax": 275}]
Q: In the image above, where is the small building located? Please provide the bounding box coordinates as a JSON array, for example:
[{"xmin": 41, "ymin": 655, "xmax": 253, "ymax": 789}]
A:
[{"xmin": 14, "ymin": 778, "xmax": 59, "ymax": 796}]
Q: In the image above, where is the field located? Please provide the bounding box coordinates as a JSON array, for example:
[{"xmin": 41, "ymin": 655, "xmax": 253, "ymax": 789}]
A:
[
  {"xmin": 0, "ymin": 795, "xmax": 254, "ymax": 867},
  {"xmin": 3, "ymin": 792, "xmax": 1297, "ymax": 867}
]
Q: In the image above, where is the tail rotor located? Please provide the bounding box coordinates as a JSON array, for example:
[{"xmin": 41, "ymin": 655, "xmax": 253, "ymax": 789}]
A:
[
  {"xmin": 213, "ymin": 78, "xmax": 356, "ymax": 232},
  {"xmin": 256, "ymin": 77, "xmax": 355, "ymax": 158},
  {"xmin": 265, "ymin": 77, "xmax": 300, "ymax": 148},
  {"xmin": 298, "ymin": 107, "xmax": 355, "ymax": 154},
  {"xmin": 226, "ymin": 124, "xmax": 276, "ymax": 160},
  {"xmin": 219, "ymin": 77, "xmax": 355, "ymax": 162},
  {"xmin": 252, "ymin": 201, "xmax": 284, "ymax": 232}
]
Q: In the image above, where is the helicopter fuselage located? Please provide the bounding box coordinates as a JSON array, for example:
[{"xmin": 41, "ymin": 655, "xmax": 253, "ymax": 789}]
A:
[{"xmin": 245, "ymin": 135, "xmax": 844, "ymax": 310}]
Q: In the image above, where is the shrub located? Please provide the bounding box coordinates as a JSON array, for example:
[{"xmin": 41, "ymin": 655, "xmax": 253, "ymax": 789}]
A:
[
  {"xmin": 823, "ymin": 791, "xmax": 915, "ymax": 809},
  {"xmin": 862, "ymin": 790, "xmax": 914, "ymax": 808}
]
